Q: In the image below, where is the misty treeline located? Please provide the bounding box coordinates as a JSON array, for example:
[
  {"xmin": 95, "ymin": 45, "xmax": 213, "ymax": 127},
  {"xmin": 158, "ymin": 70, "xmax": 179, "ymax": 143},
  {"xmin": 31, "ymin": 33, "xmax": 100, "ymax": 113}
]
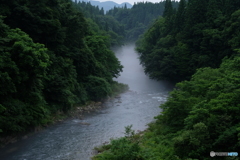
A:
[
  {"xmin": 75, "ymin": 0, "xmax": 179, "ymax": 42},
  {"xmin": 93, "ymin": 0, "xmax": 240, "ymax": 159},
  {"xmin": 73, "ymin": 0, "xmax": 125, "ymax": 46},
  {"xmin": 0, "ymin": 0, "xmax": 127, "ymax": 139},
  {"xmin": 106, "ymin": 1, "xmax": 179, "ymax": 41}
]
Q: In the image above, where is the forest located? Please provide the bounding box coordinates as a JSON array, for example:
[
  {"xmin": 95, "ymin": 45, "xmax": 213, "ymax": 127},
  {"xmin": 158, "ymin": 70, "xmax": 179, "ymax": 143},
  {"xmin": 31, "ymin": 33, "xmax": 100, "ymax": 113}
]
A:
[
  {"xmin": 136, "ymin": 0, "xmax": 240, "ymax": 82},
  {"xmin": 0, "ymin": 0, "xmax": 127, "ymax": 140},
  {"xmin": 1, "ymin": 0, "xmax": 240, "ymax": 159},
  {"xmin": 93, "ymin": 0, "xmax": 240, "ymax": 159},
  {"xmin": 106, "ymin": 1, "xmax": 179, "ymax": 41}
]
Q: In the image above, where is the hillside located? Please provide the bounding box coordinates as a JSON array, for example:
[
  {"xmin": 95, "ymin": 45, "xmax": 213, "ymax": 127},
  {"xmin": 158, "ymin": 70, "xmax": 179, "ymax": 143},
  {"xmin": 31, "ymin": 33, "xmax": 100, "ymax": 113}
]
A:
[{"xmin": 77, "ymin": 0, "xmax": 132, "ymax": 12}]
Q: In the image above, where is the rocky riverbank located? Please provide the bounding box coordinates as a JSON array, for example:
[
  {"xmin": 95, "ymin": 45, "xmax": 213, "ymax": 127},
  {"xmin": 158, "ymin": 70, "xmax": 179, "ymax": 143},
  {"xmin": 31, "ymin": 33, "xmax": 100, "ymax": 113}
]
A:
[{"xmin": 0, "ymin": 93, "xmax": 124, "ymax": 148}]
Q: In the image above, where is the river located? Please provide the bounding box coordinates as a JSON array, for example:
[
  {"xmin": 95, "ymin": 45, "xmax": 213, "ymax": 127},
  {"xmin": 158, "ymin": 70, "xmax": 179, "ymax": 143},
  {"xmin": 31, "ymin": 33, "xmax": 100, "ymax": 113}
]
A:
[{"xmin": 0, "ymin": 43, "xmax": 174, "ymax": 160}]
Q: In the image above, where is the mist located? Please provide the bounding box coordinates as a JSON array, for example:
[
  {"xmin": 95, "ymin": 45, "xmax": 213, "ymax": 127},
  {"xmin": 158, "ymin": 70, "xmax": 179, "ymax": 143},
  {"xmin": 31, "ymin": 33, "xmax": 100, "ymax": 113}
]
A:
[{"xmin": 113, "ymin": 43, "xmax": 173, "ymax": 93}]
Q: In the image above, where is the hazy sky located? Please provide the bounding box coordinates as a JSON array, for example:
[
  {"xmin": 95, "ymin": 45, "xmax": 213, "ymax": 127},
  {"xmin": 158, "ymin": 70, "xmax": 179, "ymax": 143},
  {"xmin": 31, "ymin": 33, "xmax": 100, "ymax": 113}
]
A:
[{"xmin": 97, "ymin": 0, "xmax": 165, "ymax": 5}]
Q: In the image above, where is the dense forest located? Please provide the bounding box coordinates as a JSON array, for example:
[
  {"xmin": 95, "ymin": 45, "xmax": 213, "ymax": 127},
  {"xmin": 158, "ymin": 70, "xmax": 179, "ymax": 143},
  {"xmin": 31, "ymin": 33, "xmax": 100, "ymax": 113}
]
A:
[
  {"xmin": 106, "ymin": 1, "xmax": 179, "ymax": 41},
  {"xmin": 0, "ymin": 0, "xmax": 127, "ymax": 140},
  {"xmin": 93, "ymin": 0, "xmax": 240, "ymax": 159},
  {"xmin": 137, "ymin": 0, "xmax": 240, "ymax": 82},
  {"xmin": 73, "ymin": 1, "xmax": 126, "ymax": 46},
  {"xmin": 1, "ymin": 0, "xmax": 240, "ymax": 159}
]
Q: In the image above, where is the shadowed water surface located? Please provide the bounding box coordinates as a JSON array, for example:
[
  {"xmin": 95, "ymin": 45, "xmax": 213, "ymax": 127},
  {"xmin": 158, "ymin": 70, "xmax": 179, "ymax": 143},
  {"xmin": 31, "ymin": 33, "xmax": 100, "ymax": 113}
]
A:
[{"xmin": 0, "ymin": 43, "xmax": 174, "ymax": 160}]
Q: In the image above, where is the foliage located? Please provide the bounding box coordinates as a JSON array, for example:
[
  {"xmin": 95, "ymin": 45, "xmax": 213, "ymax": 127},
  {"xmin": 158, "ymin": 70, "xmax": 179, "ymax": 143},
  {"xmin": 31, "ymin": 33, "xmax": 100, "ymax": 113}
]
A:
[
  {"xmin": 85, "ymin": 76, "xmax": 112, "ymax": 101},
  {"xmin": 136, "ymin": 0, "xmax": 240, "ymax": 82},
  {"xmin": 72, "ymin": 1, "xmax": 125, "ymax": 46},
  {"xmin": 85, "ymin": 35, "xmax": 123, "ymax": 80},
  {"xmin": 164, "ymin": 56, "xmax": 240, "ymax": 159},
  {"xmin": 0, "ymin": 17, "xmax": 49, "ymax": 133},
  {"xmin": 110, "ymin": 81, "xmax": 129, "ymax": 97},
  {"xmin": 93, "ymin": 125, "xmax": 142, "ymax": 160},
  {"xmin": 106, "ymin": 1, "xmax": 179, "ymax": 41},
  {"xmin": 0, "ymin": 0, "xmax": 124, "ymax": 137}
]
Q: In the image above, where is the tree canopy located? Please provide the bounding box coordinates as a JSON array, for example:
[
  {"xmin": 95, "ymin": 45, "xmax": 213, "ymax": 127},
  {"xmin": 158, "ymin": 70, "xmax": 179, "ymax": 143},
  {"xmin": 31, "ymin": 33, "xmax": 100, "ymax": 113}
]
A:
[
  {"xmin": 106, "ymin": 1, "xmax": 179, "ymax": 41},
  {"xmin": 136, "ymin": 0, "xmax": 240, "ymax": 82},
  {"xmin": 0, "ymin": 0, "xmax": 124, "ymax": 137}
]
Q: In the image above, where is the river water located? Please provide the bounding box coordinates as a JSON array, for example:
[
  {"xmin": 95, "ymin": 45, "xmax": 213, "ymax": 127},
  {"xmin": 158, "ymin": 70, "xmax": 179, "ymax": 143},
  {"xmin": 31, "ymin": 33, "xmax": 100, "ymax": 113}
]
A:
[{"xmin": 0, "ymin": 43, "xmax": 174, "ymax": 160}]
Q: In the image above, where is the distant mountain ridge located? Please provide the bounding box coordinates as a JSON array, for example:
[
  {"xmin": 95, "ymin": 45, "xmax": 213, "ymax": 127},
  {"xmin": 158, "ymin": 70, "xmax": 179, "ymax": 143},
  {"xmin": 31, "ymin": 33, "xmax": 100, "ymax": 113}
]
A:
[{"xmin": 77, "ymin": 0, "xmax": 132, "ymax": 12}]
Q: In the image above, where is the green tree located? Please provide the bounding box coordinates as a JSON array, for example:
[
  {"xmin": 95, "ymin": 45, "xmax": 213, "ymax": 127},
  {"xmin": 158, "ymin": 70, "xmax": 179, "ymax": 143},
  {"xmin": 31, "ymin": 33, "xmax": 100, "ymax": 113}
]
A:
[
  {"xmin": 163, "ymin": 0, "xmax": 173, "ymax": 18},
  {"xmin": 0, "ymin": 0, "xmax": 125, "ymax": 137},
  {"xmin": 174, "ymin": 0, "xmax": 186, "ymax": 33},
  {"xmin": 0, "ymin": 18, "xmax": 50, "ymax": 134}
]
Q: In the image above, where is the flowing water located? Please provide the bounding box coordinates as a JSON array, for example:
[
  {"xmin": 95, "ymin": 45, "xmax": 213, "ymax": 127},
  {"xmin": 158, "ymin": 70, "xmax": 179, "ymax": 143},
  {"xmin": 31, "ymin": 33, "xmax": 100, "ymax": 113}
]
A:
[{"xmin": 0, "ymin": 43, "xmax": 174, "ymax": 160}]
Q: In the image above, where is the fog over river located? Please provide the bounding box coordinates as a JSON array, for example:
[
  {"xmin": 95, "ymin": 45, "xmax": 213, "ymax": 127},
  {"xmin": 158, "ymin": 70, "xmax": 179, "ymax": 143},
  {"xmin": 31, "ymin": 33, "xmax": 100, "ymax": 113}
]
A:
[{"xmin": 0, "ymin": 43, "xmax": 174, "ymax": 160}]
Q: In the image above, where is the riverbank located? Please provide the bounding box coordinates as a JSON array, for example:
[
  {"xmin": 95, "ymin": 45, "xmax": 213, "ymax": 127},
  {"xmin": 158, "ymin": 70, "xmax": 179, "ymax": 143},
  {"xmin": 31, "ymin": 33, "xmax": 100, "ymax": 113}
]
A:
[
  {"xmin": 92, "ymin": 125, "xmax": 147, "ymax": 158},
  {"xmin": 0, "ymin": 101, "xmax": 103, "ymax": 148},
  {"xmin": 91, "ymin": 121, "xmax": 174, "ymax": 160},
  {"xmin": 0, "ymin": 83, "xmax": 129, "ymax": 148}
]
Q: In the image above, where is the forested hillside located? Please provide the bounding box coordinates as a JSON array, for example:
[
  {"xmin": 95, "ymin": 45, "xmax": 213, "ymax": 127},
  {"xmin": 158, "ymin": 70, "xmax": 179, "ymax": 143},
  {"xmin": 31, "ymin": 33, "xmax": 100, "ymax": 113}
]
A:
[
  {"xmin": 0, "ymin": 0, "xmax": 125, "ymax": 139},
  {"xmin": 93, "ymin": 0, "xmax": 240, "ymax": 159},
  {"xmin": 73, "ymin": 1, "xmax": 125, "ymax": 46},
  {"xmin": 107, "ymin": 1, "xmax": 179, "ymax": 41},
  {"xmin": 137, "ymin": 0, "xmax": 240, "ymax": 82},
  {"xmin": 76, "ymin": 0, "xmax": 132, "ymax": 13}
]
